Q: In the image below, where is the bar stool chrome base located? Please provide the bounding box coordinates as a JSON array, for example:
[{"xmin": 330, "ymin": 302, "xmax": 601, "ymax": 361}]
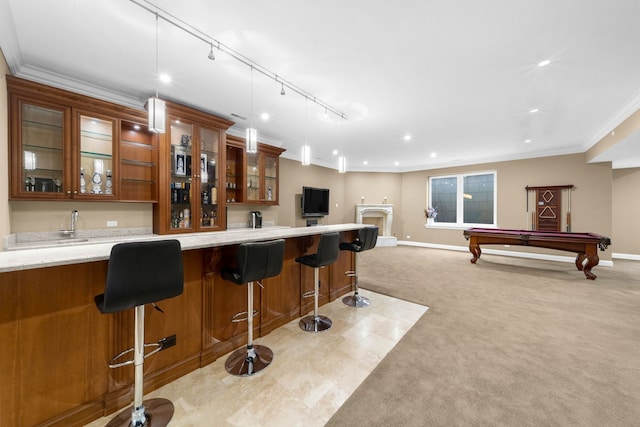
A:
[
  {"xmin": 225, "ymin": 344, "xmax": 274, "ymax": 376},
  {"xmin": 105, "ymin": 397, "xmax": 174, "ymax": 427},
  {"xmin": 342, "ymin": 293, "xmax": 370, "ymax": 308},
  {"xmin": 299, "ymin": 315, "xmax": 332, "ymax": 332}
]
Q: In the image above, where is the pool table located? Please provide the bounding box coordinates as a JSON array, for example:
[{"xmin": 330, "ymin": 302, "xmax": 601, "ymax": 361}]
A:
[{"xmin": 463, "ymin": 228, "xmax": 611, "ymax": 280}]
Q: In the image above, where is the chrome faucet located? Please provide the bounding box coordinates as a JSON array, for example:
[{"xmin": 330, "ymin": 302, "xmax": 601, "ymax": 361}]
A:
[{"xmin": 60, "ymin": 210, "xmax": 79, "ymax": 237}]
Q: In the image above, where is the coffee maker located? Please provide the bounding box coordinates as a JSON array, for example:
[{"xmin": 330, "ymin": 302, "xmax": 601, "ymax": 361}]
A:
[{"xmin": 249, "ymin": 211, "xmax": 262, "ymax": 228}]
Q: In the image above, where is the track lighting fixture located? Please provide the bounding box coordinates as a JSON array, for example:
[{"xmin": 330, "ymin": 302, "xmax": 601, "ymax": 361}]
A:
[{"xmin": 130, "ymin": 0, "xmax": 348, "ymax": 121}]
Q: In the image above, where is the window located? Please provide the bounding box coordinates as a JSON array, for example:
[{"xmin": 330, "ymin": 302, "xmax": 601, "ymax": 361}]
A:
[{"xmin": 428, "ymin": 171, "xmax": 496, "ymax": 227}]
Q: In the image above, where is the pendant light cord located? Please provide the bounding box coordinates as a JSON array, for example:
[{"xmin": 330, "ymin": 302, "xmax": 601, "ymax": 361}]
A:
[{"xmin": 155, "ymin": 12, "xmax": 159, "ymax": 98}]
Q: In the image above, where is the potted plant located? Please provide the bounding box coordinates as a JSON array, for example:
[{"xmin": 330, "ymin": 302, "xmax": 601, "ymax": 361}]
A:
[{"xmin": 424, "ymin": 206, "xmax": 437, "ymax": 225}]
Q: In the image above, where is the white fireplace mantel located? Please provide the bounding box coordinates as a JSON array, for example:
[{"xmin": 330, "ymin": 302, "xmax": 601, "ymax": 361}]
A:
[{"xmin": 355, "ymin": 204, "xmax": 397, "ymax": 246}]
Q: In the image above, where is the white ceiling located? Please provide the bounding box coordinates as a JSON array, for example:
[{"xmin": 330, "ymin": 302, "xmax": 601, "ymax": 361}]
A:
[{"xmin": 2, "ymin": 0, "xmax": 640, "ymax": 172}]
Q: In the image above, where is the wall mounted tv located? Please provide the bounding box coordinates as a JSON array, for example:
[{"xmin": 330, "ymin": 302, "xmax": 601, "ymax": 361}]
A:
[{"xmin": 301, "ymin": 186, "xmax": 330, "ymax": 218}]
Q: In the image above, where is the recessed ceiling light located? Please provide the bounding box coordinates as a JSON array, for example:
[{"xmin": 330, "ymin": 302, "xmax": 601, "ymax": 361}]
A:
[
  {"xmin": 529, "ymin": 108, "xmax": 539, "ymax": 113},
  {"xmin": 261, "ymin": 112, "xmax": 270, "ymax": 121},
  {"xmin": 538, "ymin": 59, "xmax": 551, "ymax": 67},
  {"xmin": 404, "ymin": 134, "xmax": 411, "ymax": 141},
  {"xmin": 133, "ymin": 124, "xmax": 141, "ymax": 130},
  {"xmin": 159, "ymin": 73, "xmax": 171, "ymax": 83},
  {"xmin": 394, "ymin": 161, "xmax": 399, "ymax": 166},
  {"xmin": 524, "ymin": 139, "xmax": 532, "ymax": 143},
  {"xmin": 363, "ymin": 160, "xmax": 368, "ymax": 165},
  {"xmin": 332, "ymin": 149, "xmax": 338, "ymax": 155},
  {"xmin": 430, "ymin": 152, "xmax": 437, "ymax": 158}
]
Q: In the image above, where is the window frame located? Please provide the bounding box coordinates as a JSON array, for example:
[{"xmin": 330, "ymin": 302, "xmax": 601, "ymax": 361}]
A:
[{"xmin": 427, "ymin": 170, "xmax": 497, "ymax": 228}]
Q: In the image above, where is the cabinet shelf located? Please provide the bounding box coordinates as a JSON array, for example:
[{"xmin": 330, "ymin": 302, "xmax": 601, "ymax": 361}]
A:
[
  {"xmin": 22, "ymin": 119, "xmax": 63, "ymax": 130},
  {"xmin": 122, "ymin": 159, "xmax": 155, "ymax": 167},
  {"xmin": 121, "ymin": 139, "xmax": 154, "ymax": 148},
  {"xmin": 80, "ymin": 150, "xmax": 113, "ymax": 159},
  {"xmin": 23, "ymin": 144, "xmax": 63, "ymax": 153},
  {"xmin": 80, "ymin": 130, "xmax": 112, "ymax": 140},
  {"xmin": 23, "ymin": 168, "xmax": 63, "ymax": 175},
  {"xmin": 122, "ymin": 177, "xmax": 156, "ymax": 184}
]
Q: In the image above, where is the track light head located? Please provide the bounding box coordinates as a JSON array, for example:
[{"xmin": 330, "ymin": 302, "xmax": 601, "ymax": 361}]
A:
[
  {"xmin": 208, "ymin": 43, "xmax": 215, "ymax": 60},
  {"xmin": 280, "ymin": 83, "xmax": 285, "ymax": 95}
]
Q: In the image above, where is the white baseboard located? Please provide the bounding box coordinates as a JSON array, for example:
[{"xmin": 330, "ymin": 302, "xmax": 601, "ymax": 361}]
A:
[
  {"xmin": 612, "ymin": 253, "xmax": 640, "ymax": 261},
  {"xmin": 396, "ymin": 240, "xmax": 618, "ymax": 267}
]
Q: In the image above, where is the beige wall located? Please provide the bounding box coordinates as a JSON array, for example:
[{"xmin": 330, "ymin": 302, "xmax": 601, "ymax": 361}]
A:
[
  {"xmin": 9, "ymin": 201, "xmax": 152, "ymax": 233},
  {"xmin": 274, "ymin": 157, "xmax": 346, "ymax": 228},
  {"xmin": 612, "ymin": 168, "xmax": 640, "ymax": 255},
  {"xmin": 344, "ymin": 172, "xmax": 403, "ymax": 238},
  {"xmin": 389, "ymin": 154, "xmax": 615, "ymax": 259}
]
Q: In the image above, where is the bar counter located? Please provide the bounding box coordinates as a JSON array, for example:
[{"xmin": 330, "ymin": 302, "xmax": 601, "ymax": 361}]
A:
[
  {"xmin": 0, "ymin": 224, "xmax": 364, "ymax": 273},
  {"xmin": 0, "ymin": 224, "xmax": 365, "ymax": 427}
]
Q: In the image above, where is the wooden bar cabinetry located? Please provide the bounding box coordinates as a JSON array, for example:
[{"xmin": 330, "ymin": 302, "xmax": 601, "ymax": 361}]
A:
[
  {"xmin": 153, "ymin": 101, "xmax": 233, "ymax": 234},
  {"xmin": 0, "ymin": 230, "xmax": 356, "ymax": 427},
  {"xmin": 226, "ymin": 134, "xmax": 285, "ymax": 205},
  {"xmin": 7, "ymin": 76, "xmax": 158, "ymax": 202}
]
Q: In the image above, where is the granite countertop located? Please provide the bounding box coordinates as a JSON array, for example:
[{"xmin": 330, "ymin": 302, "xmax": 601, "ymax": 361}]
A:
[{"xmin": 0, "ymin": 224, "xmax": 365, "ymax": 273}]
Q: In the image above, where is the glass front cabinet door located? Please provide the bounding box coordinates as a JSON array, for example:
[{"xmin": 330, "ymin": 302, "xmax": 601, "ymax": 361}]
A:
[
  {"xmin": 10, "ymin": 96, "xmax": 71, "ymax": 199},
  {"xmin": 169, "ymin": 118, "xmax": 195, "ymax": 231},
  {"xmin": 245, "ymin": 145, "xmax": 283, "ymax": 205},
  {"xmin": 12, "ymin": 105, "xmax": 117, "ymax": 199},
  {"xmin": 198, "ymin": 126, "xmax": 221, "ymax": 229},
  {"xmin": 74, "ymin": 111, "xmax": 117, "ymax": 199},
  {"xmin": 156, "ymin": 105, "xmax": 232, "ymax": 234}
]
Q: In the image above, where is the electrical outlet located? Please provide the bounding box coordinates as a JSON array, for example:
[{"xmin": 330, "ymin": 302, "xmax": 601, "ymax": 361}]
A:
[
  {"xmin": 159, "ymin": 334, "xmax": 176, "ymax": 351},
  {"xmin": 107, "ymin": 220, "xmax": 117, "ymax": 227}
]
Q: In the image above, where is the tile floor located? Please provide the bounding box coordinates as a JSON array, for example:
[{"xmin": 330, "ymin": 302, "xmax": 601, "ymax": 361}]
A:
[{"xmin": 85, "ymin": 289, "xmax": 428, "ymax": 427}]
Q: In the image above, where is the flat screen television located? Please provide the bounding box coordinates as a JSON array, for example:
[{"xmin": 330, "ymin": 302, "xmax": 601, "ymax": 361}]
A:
[{"xmin": 302, "ymin": 186, "xmax": 330, "ymax": 218}]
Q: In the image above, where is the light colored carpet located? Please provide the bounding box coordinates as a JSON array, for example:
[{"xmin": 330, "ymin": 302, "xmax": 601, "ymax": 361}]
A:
[{"xmin": 326, "ymin": 246, "xmax": 640, "ymax": 427}]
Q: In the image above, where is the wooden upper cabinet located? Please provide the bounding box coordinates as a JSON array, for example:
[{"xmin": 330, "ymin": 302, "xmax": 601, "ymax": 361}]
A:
[
  {"xmin": 153, "ymin": 101, "xmax": 233, "ymax": 235},
  {"xmin": 227, "ymin": 134, "xmax": 285, "ymax": 206},
  {"xmin": 7, "ymin": 76, "xmax": 158, "ymax": 202}
]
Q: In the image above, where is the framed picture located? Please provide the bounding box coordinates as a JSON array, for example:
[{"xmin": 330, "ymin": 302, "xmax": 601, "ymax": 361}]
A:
[
  {"xmin": 200, "ymin": 153, "xmax": 208, "ymax": 181},
  {"xmin": 174, "ymin": 147, "xmax": 186, "ymax": 176}
]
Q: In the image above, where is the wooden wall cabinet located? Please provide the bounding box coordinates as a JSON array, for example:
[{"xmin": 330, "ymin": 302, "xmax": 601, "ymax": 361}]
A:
[
  {"xmin": 7, "ymin": 76, "xmax": 158, "ymax": 202},
  {"xmin": 153, "ymin": 101, "xmax": 233, "ymax": 234},
  {"xmin": 226, "ymin": 134, "xmax": 285, "ymax": 206}
]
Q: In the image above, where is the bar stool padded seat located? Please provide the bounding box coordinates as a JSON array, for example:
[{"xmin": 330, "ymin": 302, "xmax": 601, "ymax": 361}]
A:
[
  {"xmin": 221, "ymin": 239, "xmax": 285, "ymax": 376},
  {"xmin": 339, "ymin": 226, "xmax": 378, "ymax": 307},
  {"xmin": 94, "ymin": 239, "xmax": 184, "ymax": 427},
  {"xmin": 296, "ymin": 232, "xmax": 340, "ymax": 332}
]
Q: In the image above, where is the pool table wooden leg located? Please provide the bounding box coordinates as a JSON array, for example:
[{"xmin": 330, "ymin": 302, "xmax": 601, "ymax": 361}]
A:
[
  {"xmin": 469, "ymin": 244, "xmax": 481, "ymax": 264},
  {"xmin": 575, "ymin": 253, "xmax": 599, "ymax": 280}
]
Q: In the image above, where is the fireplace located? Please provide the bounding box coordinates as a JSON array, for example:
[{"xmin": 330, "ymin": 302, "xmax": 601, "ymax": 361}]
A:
[{"xmin": 355, "ymin": 204, "xmax": 397, "ymax": 246}]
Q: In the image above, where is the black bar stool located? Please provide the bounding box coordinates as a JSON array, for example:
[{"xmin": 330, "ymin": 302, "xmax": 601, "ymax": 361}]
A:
[
  {"xmin": 221, "ymin": 239, "xmax": 285, "ymax": 376},
  {"xmin": 339, "ymin": 226, "xmax": 378, "ymax": 307},
  {"xmin": 296, "ymin": 232, "xmax": 340, "ymax": 332},
  {"xmin": 94, "ymin": 239, "xmax": 184, "ymax": 427}
]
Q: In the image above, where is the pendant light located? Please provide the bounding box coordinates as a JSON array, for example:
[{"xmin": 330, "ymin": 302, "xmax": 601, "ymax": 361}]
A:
[
  {"xmin": 246, "ymin": 66, "xmax": 258, "ymax": 153},
  {"xmin": 338, "ymin": 114, "xmax": 346, "ymax": 173},
  {"xmin": 147, "ymin": 12, "xmax": 166, "ymax": 134},
  {"xmin": 301, "ymin": 97, "xmax": 311, "ymax": 165},
  {"xmin": 338, "ymin": 156, "xmax": 346, "ymax": 173}
]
